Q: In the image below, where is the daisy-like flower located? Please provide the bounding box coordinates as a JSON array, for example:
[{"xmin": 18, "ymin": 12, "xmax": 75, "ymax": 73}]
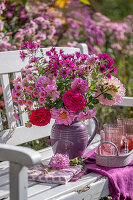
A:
[
  {"xmin": 18, "ymin": 100, "xmax": 24, "ymax": 106},
  {"xmin": 52, "ymin": 108, "xmax": 75, "ymax": 125},
  {"xmin": 95, "ymin": 76, "xmax": 125, "ymax": 106},
  {"xmin": 71, "ymin": 77, "xmax": 88, "ymax": 94},
  {"xmin": 60, "ymin": 68, "xmax": 70, "ymax": 77},
  {"xmin": 45, "ymin": 85, "xmax": 59, "ymax": 100},
  {"xmin": 76, "ymin": 107, "xmax": 96, "ymax": 121},
  {"xmin": 33, "ymin": 91, "xmax": 38, "ymax": 97},
  {"xmin": 35, "ymin": 76, "xmax": 53, "ymax": 92},
  {"xmin": 14, "ymin": 84, "xmax": 22, "ymax": 91},
  {"xmin": 49, "ymin": 153, "xmax": 70, "ymax": 169},
  {"xmin": 26, "ymin": 100, "xmax": 33, "ymax": 107},
  {"xmin": 27, "ymin": 85, "xmax": 34, "ymax": 93},
  {"xmin": 15, "ymin": 91, "xmax": 21, "ymax": 98},
  {"xmin": 38, "ymin": 96, "xmax": 46, "ymax": 104},
  {"xmin": 39, "ymin": 91, "xmax": 45, "ymax": 97}
]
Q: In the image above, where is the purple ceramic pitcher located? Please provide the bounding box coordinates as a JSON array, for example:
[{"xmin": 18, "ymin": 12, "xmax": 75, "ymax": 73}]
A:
[{"xmin": 50, "ymin": 117, "xmax": 98, "ymax": 159}]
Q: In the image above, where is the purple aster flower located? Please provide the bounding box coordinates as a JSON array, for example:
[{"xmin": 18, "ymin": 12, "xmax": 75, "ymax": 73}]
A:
[
  {"xmin": 111, "ymin": 67, "xmax": 117, "ymax": 74},
  {"xmin": 98, "ymin": 53, "xmax": 109, "ymax": 60},
  {"xmin": 99, "ymin": 65, "xmax": 106, "ymax": 73},
  {"xmin": 29, "ymin": 57, "xmax": 39, "ymax": 63},
  {"xmin": 20, "ymin": 51, "xmax": 26, "ymax": 61},
  {"xmin": 107, "ymin": 73, "xmax": 112, "ymax": 79},
  {"xmin": 60, "ymin": 68, "xmax": 70, "ymax": 77},
  {"xmin": 75, "ymin": 52, "xmax": 81, "ymax": 58},
  {"xmin": 71, "ymin": 77, "xmax": 88, "ymax": 94},
  {"xmin": 106, "ymin": 57, "xmax": 114, "ymax": 69}
]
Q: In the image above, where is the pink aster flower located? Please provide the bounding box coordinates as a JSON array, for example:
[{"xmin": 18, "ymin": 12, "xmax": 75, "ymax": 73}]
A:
[
  {"xmin": 45, "ymin": 85, "xmax": 59, "ymax": 100},
  {"xmin": 76, "ymin": 107, "xmax": 96, "ymax": 121},
  {"xmin": 62, "ymin": 91, "xmax": 86, "ymax": 112},
  {"xmin": 52, "ymin": 108, "xmax": 75, "ymax": 125},
  {"xmin": 14, "ymin": 84, "xmax": 22, "ymax": 91},
  {"xmin": 38, "ymin": 96, "xmax": 46, "ymax": 104},
  {"xmin": 27, "ymin": 74, "xmax": 33, "ymax": 81},
  {"xmin": 27, "ymin": 85, "xmax": 34, "ymax": 93},
  {"xmin": 95, "ymin": 76, "xmax": 125, "ymax": 106},
  {"xmin": 35, "ymin": 76, "xmax": 53, "ymax": 92},
  {"xmin": 26, "ymin": 100, "xmax": 33, "ymax": 107},
  {"xmin": 15, "ymin": 91, "xmax": 21, "ymax": 98},
  {"xmin": 49, "ymin": 153, "xmax": 70, "ymax": 169},
  {"xmin": 71, "ymin": 78, "xmax": 88, "ymax": 94},
  {"xmin": 18, "ymin": 100, "xmax": 24, "ymax": 106},
  {"xmin": 33, "ymin": 91, "xmax": 38, "ymax": 97},
  {"xmin": 39, "ymin": 91, "xmax": 46, "ymax": 97}
]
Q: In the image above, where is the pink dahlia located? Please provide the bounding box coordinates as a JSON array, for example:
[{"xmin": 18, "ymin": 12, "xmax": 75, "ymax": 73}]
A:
[
  {"xmin": 62, "ymin": 91, "xmax": 86, "ymax": 112},
  {"xmin": 95, "ymin": 76, "xmax": 125, "ymax": 106},
  {"xmin": 52, "ymin": 108, "xmax": 75, "ymax": 125},
  {"xmin": 49, "ymin": 153, "xmax": 70, "ymax": 169},
  {"xmin": 71, "ymin": 78, "xmax": 88, "ymax": 94},
  {"xmin": 76, "ymin": 107, "xmax": 96, "ymax": 121}
]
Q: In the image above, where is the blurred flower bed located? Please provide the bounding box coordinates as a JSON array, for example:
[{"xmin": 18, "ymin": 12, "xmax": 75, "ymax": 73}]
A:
[{"xmin": 0, "ymin": 0, "xmax": 133, "ymax": 136}]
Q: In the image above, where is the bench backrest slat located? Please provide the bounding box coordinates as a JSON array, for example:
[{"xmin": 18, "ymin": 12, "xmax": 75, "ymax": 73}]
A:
[
  {"xmin": 0, "ymin": 112, "xmax": 3, "ymax": 131},
  {"xmin": 1, "ymin": 74, "xmax": 17, "ymax": 128}
]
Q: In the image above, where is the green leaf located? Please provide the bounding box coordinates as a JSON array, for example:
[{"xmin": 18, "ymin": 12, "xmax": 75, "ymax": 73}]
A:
[
  {"xmin": 80, "ymin": 0, "xmax": 91, "ymax": 5},
  {"xmin": 80, "ymin": 75, "xmax": 87, "ymax": 80},
  {"xmin": 22, "ymin": 0, "xmax": 28, "ymax": 5},
  {"xmin": 103, "ymin": 93, "xmax": 113, "ymax": 100},
  {"xmin": 55, "ymin": 100, "xmax": 64, "ymax": 109},
  {"xmin": 92, "ymin": 99, "xmax": 99, "ymax": 104},
  {"xmin": 100, "ymin": 85, "xmax": 104, "ymax": 92}
]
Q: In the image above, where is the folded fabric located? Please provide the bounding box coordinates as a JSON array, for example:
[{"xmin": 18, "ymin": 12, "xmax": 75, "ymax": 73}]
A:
[
  {"xmin": 28, "ymin": 164, "xmax": 82, "ymax": 184},
  {"xmin": 83, "ymin": 147, "xmax": 133, "ymax": 200}
]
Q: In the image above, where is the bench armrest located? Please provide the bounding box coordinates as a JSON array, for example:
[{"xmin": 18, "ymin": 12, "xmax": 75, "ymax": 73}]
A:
[{"xmin": 0, "ymin": 143, "xmax": 41, "ymax": 167}]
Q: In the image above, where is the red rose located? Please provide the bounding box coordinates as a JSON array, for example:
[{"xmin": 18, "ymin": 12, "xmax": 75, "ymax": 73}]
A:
[
  {"xmin": 62, "ymin": 90, "xmax": 86, "ymax": 112},
  {"xmin": 29, "ymin": 107, "xmax": 51, "ymax": 126}
]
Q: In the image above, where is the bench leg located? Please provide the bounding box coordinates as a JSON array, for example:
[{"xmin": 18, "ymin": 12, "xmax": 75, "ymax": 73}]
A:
[{"xmin": 10, "ymin": 163, "xmax": 28, "ymax": 200}]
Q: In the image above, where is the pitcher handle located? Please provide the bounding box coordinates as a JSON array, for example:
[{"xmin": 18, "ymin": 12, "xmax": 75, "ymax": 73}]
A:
[{"xmin": 87, "ymin": 117, "xmax": 98, "ymax": 147}]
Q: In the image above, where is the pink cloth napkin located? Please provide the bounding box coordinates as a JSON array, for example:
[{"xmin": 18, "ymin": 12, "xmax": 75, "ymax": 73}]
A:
[
  {"xmin": 28, "ymin": 164, "xmax": 83, "ymax": 184},
  {"xmin": 83, "ymin": 147, "xmax": 133, "ymax": 200}
]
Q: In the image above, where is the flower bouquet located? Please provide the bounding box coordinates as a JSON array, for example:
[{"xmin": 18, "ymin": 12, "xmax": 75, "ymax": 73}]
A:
[{"xmin": 12, "ymin": 41, "xmax": 125, "ymax": 157}]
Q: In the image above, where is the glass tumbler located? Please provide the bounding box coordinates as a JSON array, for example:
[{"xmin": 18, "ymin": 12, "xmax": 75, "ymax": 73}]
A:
[
  {"xmin": 117, "ymin": 118, "xmax": 133, "ymax": 153},
  {"xmin": 103, "ymin": 124, "xmax": 124, "ymax": 154}
]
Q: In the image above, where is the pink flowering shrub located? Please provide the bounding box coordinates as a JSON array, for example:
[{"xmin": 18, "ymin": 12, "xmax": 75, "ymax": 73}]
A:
[{"xmin": 12, "ymin": 42, "xmax": 125, "ymax": 126}]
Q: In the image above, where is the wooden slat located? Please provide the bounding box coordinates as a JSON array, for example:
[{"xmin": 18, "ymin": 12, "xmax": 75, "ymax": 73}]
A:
[
  {"xmin": 118, "ymin": 96, "xmax": 133, "ymax": 107},
  {"xmin": 1, "ymin": 74, "xmax": 17, "ymax": 129},
  {"xmin": 28, "ymin": 173, "xmax": 102, "ymax": 200},
  {"xmin": 0, "ymin": 112, "xmax": 3, "ymax": 131},
  {"xmin": 0, "ymin": 119, "xmax": 54, "ymax": 145},
  {"xmin": 77, "ymin": 43, "xmax": 89, "ymax": 54}
]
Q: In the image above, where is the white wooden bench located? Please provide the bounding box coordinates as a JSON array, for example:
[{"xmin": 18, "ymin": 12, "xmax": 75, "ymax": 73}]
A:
[{"xmin": 0, "ymin": 43, "xmax": 132, "ymax": 200}]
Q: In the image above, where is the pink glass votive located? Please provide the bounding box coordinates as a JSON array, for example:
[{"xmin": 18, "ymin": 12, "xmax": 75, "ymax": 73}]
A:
[
  {"xmin": 117, "ymin": 118, "xmax": 133, "ymax": 153},
  {"xmin": 103, "ymin": 124, "xmax": 124, "ymax": 154},
  {"xmin": 117, "ymin": 118, "xmax": 133, "ymax": 139}
]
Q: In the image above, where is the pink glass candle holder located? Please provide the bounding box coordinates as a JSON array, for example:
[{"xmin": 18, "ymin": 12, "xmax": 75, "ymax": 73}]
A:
[
  {"xmin": 117, "ymin": 118, "xmax": 133, "ymax": 153},
  {"xmin": 103, "ymin": 124, "xmax": 124, "ymax": 154}
]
